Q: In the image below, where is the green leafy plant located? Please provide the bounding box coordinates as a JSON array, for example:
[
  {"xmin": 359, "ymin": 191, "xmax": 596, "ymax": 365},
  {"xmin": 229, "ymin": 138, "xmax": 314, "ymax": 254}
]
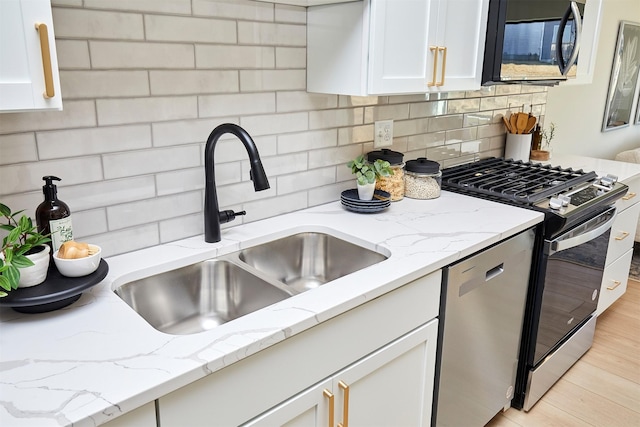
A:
[
  {"xmin": 347, "ymin": 155, "xmax": 394, "ymax": 185},
  {"xmin": 0, "ymin": 203, "xmax": 51, "ymax": 297}
]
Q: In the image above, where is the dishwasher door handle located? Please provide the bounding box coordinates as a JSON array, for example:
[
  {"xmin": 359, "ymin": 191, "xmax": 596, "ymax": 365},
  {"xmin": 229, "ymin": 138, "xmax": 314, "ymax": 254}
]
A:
[
  {"xmin": 486, "ymin": 263, "xmax": 504, "ymax": 281},
  {"xmin": 458, "ymin": 262, "xmax": 506, "ymax": 297}
]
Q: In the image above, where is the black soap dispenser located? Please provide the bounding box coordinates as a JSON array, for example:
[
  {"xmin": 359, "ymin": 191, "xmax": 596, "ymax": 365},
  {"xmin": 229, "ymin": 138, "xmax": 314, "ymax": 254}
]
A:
[{"xmin": 36, "ymin": 176, "xmax": 73, "ymax": 253}]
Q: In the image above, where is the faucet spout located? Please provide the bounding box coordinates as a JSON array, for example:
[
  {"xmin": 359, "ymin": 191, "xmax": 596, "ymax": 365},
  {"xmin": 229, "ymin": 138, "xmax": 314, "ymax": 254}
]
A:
[{"xmin": 204, "ymin": 123, "xmax": 270, "ymax": 243}]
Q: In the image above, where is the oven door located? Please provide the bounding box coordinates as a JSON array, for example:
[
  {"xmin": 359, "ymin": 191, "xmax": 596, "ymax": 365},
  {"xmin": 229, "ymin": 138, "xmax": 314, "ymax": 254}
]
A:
[{"xmin": 533, "ymin": 207, "xmax": 615, "ymax": 364}]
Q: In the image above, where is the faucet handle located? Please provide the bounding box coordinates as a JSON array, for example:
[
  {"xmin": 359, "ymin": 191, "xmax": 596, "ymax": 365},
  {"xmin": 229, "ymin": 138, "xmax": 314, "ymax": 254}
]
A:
[{"xmin": 218, "ymin": 209, "xmax": 246, "ymax": 224}]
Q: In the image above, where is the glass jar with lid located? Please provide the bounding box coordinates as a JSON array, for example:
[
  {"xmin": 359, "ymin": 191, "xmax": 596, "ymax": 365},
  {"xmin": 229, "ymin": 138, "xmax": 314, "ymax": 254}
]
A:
[
  {"xmin": 404, "ymin": 158, "xmax": 441, "ymax": 199},
  {"xmin": 367, "ymin": 149, "xmax": 405, "ymax": 201}
]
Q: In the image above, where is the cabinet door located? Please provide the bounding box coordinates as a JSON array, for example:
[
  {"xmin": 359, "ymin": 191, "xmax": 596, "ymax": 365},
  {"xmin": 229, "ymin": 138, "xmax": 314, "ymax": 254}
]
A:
[
  {"xmin": 0, "ymin": 0, "xmax": 62, "ymax": 112},
  {"xmin": 430, "ymin": 0, "xmax": 489, "ymax": 92},
  {"xmin": 332, "ymin": 319, "xmax": 438, "ymax": 427},
  {"xmin": 367, "ymin": 0, "xmax": 436, "ymax": 94},
  {"xmin": 102, "ymin": 402, "xmax": 157, "ymax": 427},
  {"xmin": 597, "ymin": 248, "xmax": 633, "ymax": 315},
  {"xmin": 606, "ymin": 202, "xmax": 640, "ymax": 264}
]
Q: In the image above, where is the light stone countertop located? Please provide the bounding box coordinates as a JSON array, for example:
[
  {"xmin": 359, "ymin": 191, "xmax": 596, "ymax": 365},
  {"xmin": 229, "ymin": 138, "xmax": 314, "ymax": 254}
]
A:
[{"xmin": 2, "ymin": 153, "xmax": 637, "ymax": 427}]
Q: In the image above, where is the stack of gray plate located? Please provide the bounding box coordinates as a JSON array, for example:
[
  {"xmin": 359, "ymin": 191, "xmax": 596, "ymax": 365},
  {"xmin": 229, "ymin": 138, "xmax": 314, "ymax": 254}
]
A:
[{"xmin": 340, "ymin": 189, "xmax": 391, "ymax": 213}]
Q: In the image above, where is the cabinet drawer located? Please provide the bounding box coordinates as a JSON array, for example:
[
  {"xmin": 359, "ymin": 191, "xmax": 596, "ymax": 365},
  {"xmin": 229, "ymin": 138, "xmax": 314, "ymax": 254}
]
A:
[
  {"xmin": 607, "ymin": 202, "xmax": 640, "ymax": 263},
  {"xmin": 597, "ymin": 248, "xmax": 633, "ymax": 315},
  {"xmin": 616, "ymin": 176, "xmax": 640, "ymax": 212}
]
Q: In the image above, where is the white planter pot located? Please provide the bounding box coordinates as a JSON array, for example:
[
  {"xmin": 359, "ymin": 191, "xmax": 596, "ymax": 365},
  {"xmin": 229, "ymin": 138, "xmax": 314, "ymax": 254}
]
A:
[
  {"xmin": 18, "ymin": 245, "xmax": 50, "ymax": 288},
  {"xmin": 357, "ymin": 182, "xmax": 376, "ymax": 200}
]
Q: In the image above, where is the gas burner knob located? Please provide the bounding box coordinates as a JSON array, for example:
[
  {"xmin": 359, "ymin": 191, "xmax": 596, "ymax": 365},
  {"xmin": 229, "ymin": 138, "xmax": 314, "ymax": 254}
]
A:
[
  {"xmin": 600, "ymin": 174, "xmax": 618, "ymax": 187},
  {"xmin": 559, "ymin": 195, "xmax": 571, "ymax": 206},
  {"xmin": 549, "ymin": 197, "xmax": 563, "ymax": 210}
]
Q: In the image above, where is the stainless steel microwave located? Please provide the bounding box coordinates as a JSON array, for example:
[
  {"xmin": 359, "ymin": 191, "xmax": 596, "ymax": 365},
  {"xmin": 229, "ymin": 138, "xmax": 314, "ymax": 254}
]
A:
[{"xmin": 482, "ymin": 0, "xmax": 587, "ymax": 85}]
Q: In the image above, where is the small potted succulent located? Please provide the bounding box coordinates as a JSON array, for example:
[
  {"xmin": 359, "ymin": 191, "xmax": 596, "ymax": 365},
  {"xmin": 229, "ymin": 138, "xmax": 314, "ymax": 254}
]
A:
[
  {"xmin": 0, "ymin": 203, "xmax": 51, "ymax": 296},
  {"xmin": 347, "ymin": 154, "xmax": 394, "ymax": 200}
]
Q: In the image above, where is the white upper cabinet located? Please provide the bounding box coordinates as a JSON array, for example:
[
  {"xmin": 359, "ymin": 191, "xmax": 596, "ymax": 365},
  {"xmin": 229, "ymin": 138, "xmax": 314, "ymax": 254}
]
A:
[
  {"xmin": 307, "ymin": 0, "xmax": 489, "ymax": 96},
  {"xmin": 0, "ymin": 0, "xmax": 62, "ymax": 112},
  {"xmin": 566, "ymin": 0, "xmax": 603, "ymax": 85}
]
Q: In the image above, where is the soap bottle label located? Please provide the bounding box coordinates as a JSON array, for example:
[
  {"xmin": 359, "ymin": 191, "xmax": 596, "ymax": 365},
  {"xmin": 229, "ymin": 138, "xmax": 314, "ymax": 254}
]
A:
[{"xmin": 50, "ymin": 216, "xmax": 73, "ymax": 252}]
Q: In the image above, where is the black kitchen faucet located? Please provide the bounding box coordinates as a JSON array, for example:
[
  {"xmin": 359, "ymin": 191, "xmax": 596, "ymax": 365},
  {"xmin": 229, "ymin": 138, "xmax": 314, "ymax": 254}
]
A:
[{"xmin": 203, "ymin": 123, "xmax": 270, "ymax": 243}]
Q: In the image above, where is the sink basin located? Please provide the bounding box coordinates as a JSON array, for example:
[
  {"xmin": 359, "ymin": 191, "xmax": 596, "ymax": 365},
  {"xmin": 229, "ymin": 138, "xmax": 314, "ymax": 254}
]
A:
[
  {"xmin": 114, "ymin": 259, "xmax": 291, "ymax": 335},
  {"xmin": 236, "ymin": 232, "xmax": 388, "ymax": 293}
]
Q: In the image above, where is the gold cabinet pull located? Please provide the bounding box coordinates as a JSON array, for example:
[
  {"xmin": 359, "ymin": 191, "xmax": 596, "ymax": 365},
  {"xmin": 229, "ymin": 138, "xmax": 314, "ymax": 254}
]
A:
[
  {"xmin": 622, "ymin": 192, "xmax": 637, "ymax": 201},
  {"xmin": 337, "ymin": 381, "xmax": 349, "ymax": 427},
  {"xmin": 35, "ymin": 22, "xmax": 55, "ymax": 99},
  {"xmin": 607, "ymin": 280, "xmax": 622, "ymax": 290},
  {"xmin": 615, "ymin": 231, "xmax": 629, "ymax": 241},
  {"xmin": 323, "ymin": 389, "xmax": 334, "ymax": 427},
  {"xmin": 428, "ymin": 46, "xmax": 438, "ymax": 87},
  {"xmin": 436, "ymin": 46, "xmax": 447, "ymax": 86}
]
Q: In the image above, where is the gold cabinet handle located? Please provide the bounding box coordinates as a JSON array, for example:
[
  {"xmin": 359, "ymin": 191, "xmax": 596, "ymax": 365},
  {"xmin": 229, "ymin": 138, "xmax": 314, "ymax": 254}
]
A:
[
  {"xmin": 607, "ymin": 280, "xmax": 622, "ymax": 290},
  {"xmin": 436, "ymin": 46, "xmax": 447, "ymax": 86},
  {"xmin": 428, "ymin": 46, "xmax": 438, "ymax": 87},
  {"xmin": 35, "ymin": 22, "xmax": 55, "ymax": 99},
  {"xmin": 615, "ymin": 231, "xmax": 630, "ymax": 241},
  {"xmin": 323, "ymin": 389, "xmax": 334, "ymax": 427},
  {"xmin": 337, "ymin": 381, "xmax": 349, "ymax": 427},
  {"xmin": 622, "ymin": 192, "xmax": 637, "ymax": 201}
]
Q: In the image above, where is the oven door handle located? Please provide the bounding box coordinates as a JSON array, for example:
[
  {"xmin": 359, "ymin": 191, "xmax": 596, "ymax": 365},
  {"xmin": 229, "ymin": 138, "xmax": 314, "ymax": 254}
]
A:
[{"xmin": 551, "ymin": 214, "xmax": 616, "ymax": 254}]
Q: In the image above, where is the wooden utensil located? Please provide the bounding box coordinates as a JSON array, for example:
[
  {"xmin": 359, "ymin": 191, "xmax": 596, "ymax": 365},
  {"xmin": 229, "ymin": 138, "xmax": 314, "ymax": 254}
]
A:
[
  {"xmin": 516, "ymin": 112, "xmax": 528, "ymax": 134},
  {"xmin": 510, "ymin": 114, "xmax": 518, "ymax": 134},
  {"xmin": 502, "ymin": 116, "xmax": 513, "ymax": 133},
  {"xmin": 524, "ymin": 116, "xmax": 536, "ymax": 134}
]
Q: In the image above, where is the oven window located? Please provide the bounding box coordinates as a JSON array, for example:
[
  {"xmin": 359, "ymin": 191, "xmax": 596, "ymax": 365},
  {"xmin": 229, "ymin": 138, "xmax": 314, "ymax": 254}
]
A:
[{"xmin": 534, "ymin": 216, "xmax": 610, "ymax": 364}]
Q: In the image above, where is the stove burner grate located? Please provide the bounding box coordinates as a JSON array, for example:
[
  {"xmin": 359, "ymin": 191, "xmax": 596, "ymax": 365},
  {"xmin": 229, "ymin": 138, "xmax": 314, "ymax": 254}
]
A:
[{"xmin": 442, "ymin": 158, "xmax": 597, "ymax": 205}]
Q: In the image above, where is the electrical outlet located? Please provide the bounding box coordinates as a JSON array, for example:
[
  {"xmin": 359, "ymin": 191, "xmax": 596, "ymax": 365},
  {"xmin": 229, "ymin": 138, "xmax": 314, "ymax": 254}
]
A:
[{"xmin": 374, "ymin": 120, "xmax": 394, "ymax": 148}]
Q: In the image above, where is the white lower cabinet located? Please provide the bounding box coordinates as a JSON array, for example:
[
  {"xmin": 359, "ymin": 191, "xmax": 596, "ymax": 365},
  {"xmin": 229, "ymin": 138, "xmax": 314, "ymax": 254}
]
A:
[
  {"xmin": 101, "ymin": 402, "xmax": 156, "ymax": 427},
  {"xmin": 157, "ymin": 270, "xmax": 441, "ymax": 426},
  {"xmin": 245, "ymin": 320, "xmax": 438, "ymax": 427},
  {"xmin": 597, "ymin": 176, "xmax": 640, "ymax": 315}
]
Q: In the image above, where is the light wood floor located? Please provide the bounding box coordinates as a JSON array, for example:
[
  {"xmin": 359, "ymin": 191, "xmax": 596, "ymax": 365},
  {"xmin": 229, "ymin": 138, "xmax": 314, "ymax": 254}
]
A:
[{"xmin": 486, "ymin": 278, "xmax": 640, "ymax": 427}]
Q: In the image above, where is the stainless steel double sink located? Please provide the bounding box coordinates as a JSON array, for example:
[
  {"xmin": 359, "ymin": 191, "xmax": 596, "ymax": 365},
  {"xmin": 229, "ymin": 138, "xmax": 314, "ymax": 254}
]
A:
[{"xmin": 114, "ymin": 231, "xmax": 389, "ymax": 335}]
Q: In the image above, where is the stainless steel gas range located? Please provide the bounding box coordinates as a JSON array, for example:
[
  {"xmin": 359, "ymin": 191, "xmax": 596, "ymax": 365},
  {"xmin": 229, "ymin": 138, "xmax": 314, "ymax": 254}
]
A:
[{"xmin": 441, "ymin": 157, "xmax": 628, "ymax": 413}]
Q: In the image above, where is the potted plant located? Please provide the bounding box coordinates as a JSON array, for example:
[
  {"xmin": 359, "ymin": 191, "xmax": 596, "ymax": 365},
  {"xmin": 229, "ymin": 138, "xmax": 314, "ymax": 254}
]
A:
[
  {"xmin": 347, "ymin": 154, "xmax": 394, "ymax": 200},
  {"xmin": 0, "ymin": 203, "xmax": 51, "ymax": 297}
]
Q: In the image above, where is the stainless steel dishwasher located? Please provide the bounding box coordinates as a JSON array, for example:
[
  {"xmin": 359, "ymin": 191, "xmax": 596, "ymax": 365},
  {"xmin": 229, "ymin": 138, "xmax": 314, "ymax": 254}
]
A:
[{"xmin": 433, "ymin": 229, "xmax": 535, "ymax": 427}]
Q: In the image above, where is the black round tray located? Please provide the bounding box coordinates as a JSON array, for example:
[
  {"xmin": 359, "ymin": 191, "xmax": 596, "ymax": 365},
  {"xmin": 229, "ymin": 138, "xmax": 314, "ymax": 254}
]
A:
[{"xmin": 0, "ymin": 259, "xmax": 109, "ymax": 313}]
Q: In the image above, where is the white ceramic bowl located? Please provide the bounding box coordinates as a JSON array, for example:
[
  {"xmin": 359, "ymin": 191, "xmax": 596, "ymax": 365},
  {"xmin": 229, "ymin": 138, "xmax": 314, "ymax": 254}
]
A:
[{"xmin": 53, "ymin": 244, "xmax": 102, "ymax": 277}]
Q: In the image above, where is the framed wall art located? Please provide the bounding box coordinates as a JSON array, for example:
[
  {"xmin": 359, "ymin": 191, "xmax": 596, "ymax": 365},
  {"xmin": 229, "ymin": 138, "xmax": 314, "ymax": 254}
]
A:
[{"xmin": 602, "ymin": 21, "xmax": 640, "ymax": 131}]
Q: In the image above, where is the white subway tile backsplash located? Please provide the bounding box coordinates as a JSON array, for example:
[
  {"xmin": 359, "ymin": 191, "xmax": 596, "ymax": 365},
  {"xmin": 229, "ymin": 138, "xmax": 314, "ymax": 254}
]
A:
[
  {"xmin": 275, "ymin": 4, "xmax": 306, "ymax": 24},
  {"xmin": 0, "ymin": 134, "xmax": 38, "ymax": 165},
  {"xmin": 102, "ymin": 145, "xmax": 200, "ymax": 179},
  {"xmin": 145, "ymin": 15, "xmax": 236, "ymax": 43},
  {"xmin": 278, "ymin": 129, "xmax": 337, "ymax": 154},
  {"xmin": 238, "ymin": 21, "xmax": 306, "ymax": 46},
  {"xmin": 56, "ymin": 40, "xmax": 91, "ymax": 69},
  {"xmin": 196, "ymin": 45, "xmax": 275, "ymax": 69},
  {"xmin": 84, "ymin": 0, "xmax": 192, "ymax": 14},
  {"xmin": 240, "ymin": 112, "xmax": 308, "ymax": 136},
  {"xmin": 0, "ymin": 101, "xmax": 96, "ymax": 134},
  {"xmin": 37, "ymin": 125, "xmax": 152, "ymax": 160},
  {"xmin": 150, "ymin": 71, "xmax": 239, "ymax": 96},
  {"xmin": 152, "ymin": 118, "xmax": 230, "ymax": 147},
  {"xmin": 240, "ymin": 70, "xmax": 306, "ymax": 91},
  {"xmin": 0, "ymin": 157, "xmax": 103, "ymax": 195},
  {"xmin": 90, "ymin": 41, "xmax": 195, "ymax": 69},
  {"xmin": 193, "ymin": 0, "xmax": 274, "ymax": 22},
  {"xmin": 61, "ymin": 176, "xmax": 157, "ymax": 211},
  {"xmin": 107, "ymin": 191, "xmax": 202, "ymax": 230},
  {"xmin": 275, "ymin": 47, "xmax": 306, "ymax": 68},
  {"xmin": 0, "ymin": 0, "xmax": 548, "ymax": 257},
  {"xmin": 52, "ymin": 8, "xmax": 144, "ymax": 40},
  {"xmin": 277, "ymin": 91, "xmax": 338, "ymax": 112},
  {"xmin": 277, "ymin": 167, "xmax": 336, "ymax": 195},
  {"xmin": 199, "ymin": 93, "xmax": 276, "ymax": 118},
  {"xmin": 60, "ymin": 71, "xmax": 149, "ymax": 99},
  {"xmin": 96, "ymin": 96, "xmax": 198, "ymax": 126}
]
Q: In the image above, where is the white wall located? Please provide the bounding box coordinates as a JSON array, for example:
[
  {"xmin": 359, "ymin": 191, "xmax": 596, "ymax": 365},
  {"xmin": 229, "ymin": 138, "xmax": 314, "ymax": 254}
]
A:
[{"xmin": 546, "ymin": 0, "xmax": 640, "ymax": 158}]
